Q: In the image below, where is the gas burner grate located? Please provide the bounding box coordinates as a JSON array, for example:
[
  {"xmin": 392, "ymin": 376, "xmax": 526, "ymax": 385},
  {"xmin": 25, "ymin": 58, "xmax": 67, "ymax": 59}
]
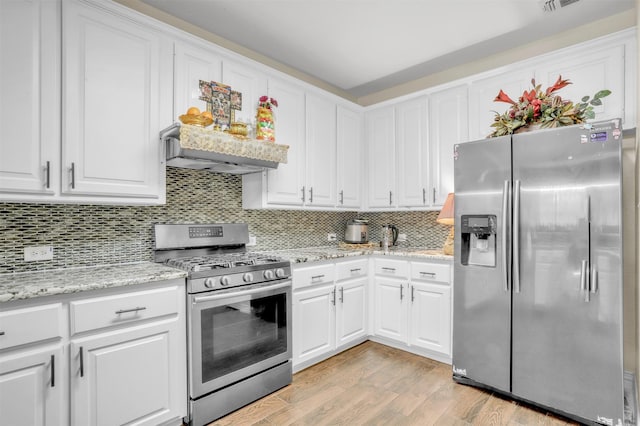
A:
[{"xmin": 165, "ymin": 252, "xmax": 286, "ymax": 272}]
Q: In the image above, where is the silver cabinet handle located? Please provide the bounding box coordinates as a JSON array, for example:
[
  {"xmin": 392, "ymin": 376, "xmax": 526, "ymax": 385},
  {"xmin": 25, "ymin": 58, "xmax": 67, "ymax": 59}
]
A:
[
  {"xmin": 50, "ymin": 354, "xmax": 55, "ymax": 388},
  {"xmin": 399, "ymin": 284, "xmax": 404, "ymax": 300},
  {"xmin": 502, "ymin": 180, "xmax": 510, "ymax": 292},
  {"xmin": 70, "ymin": 162, "xmax": 76, "ymax": 189},
  {"xmin": 309, "ymin": 187, "xmax": 313, "ymax": 203},
  {"xmin": 331, "ymin": 288, "xmax": 336, "ymax": 305},
  {"xmin": 381, "ymin": 267, "xmax": 396, "ymax": 272},
  {"xmin": 340, "ymin": 190, "xmax": 344, "ymax": 205},
  {"xmin": 115, "ymin": 306, "xmax": 146, "ymax": 315},
  {"xmin": 350, "ymin": 268, "xmax": 361, "ymax": 273},
  {"xmin": 432, "ymin": 188, "xmax": 436, "ymax": 204},
  {"xmin": 79, "ymin": 346, "xmax": 84, "ymax": 377},
  {"xmin": 339, "ymin": 287, "xmax": 344, "ymax": 303},
  {"xmin": 0, "ymin": 331, "xmax": 4, "ymax": 336},
  {"xmin": 389, "ymin": 191, "xmax": 393, "ymax": 205},
  {"xmin": 311, "ymin": 274, "xmax": 325, "ymax": 280},
  {"xmin": 513, "ymin": 180, "xmax": 521, "ymax": 294},
  {"xmin": 419, "ymin": 271, "xmax": 436, "ymax": 277},
  {"xmin": 423, "ymin": 188, "xmax": 426, "ymax": 204},
  {"xmin": 301, "ymin": 186, "xmax": 305, "ymax": 202},
  {"xmin": 44, "ymin": 161, "xmax": 50, "ymax": 189},
  {"xmin": 411, "ymin": 285, "xmax": 415, "ymax": 302}
]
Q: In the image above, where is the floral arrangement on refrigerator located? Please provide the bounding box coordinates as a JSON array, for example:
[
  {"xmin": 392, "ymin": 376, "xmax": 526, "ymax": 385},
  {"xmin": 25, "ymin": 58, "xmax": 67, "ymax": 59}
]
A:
[{"xmin": 488, "ymin": 75, "xmax": 611, "ymax": 137}]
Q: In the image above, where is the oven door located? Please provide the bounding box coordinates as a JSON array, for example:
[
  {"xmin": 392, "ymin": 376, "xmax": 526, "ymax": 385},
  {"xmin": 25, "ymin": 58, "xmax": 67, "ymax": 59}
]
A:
[{"xmin": 188, "ymin": 280, "xmax": 292, "ymax": 398}]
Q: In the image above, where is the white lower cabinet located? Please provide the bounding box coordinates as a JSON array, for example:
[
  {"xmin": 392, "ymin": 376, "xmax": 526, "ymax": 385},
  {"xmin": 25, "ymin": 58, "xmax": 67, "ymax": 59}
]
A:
[
  {"xmin": 0, "ymin": 346, "xmax": 65, "ymax": 426},
  {"xmin": 372, "ymin": 257, "xmax": 452, "ymax": 362},
  {"xmin": 0, "ymin": 278, "xmax": 186, "ymax": 426},
  {"xmin": 292, "ymin": 259, "xmax": 368, "ymax": 371},
  {"xmin": 70, "ymin": 322, "xmax": 181, "ymax": 426}
]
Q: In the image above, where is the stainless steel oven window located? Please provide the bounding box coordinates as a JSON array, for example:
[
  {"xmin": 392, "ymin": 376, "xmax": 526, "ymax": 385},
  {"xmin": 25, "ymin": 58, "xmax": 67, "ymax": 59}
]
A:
[
  {"xmin": 200, "ymin": 292, "xmax": 288, "ymax": 382},
  {"xmin": 189, "ymin": 281, "xmax": 292, "ymax": 397}
]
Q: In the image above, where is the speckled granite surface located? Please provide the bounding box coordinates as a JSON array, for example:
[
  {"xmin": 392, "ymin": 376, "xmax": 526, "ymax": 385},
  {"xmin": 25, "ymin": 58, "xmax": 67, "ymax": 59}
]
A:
[
  {"xmin": 0, "ymin": 262, "xmax": 187, "ymax": 303},
  {"xmin": 264, "ymin": 246, "xmax": 453, "ymax": 264}
]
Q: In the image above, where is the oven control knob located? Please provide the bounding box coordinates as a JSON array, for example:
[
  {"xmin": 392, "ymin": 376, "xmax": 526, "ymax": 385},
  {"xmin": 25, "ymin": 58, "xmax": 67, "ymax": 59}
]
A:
[
  {"xmin": 204, "ymin": 278, "xmax": 216, "ymax": 288},
  {"xmin": 275, "ymin": 268, "xmax": 286, "ymax": 278},
  {"xmin": 220, "ymin": 276, "xmax": 231, "ymax": 286},
  {"xmin": 243, "ymin": 273, "xmax": 254, "ymax": 283},
  {"xmin": 263, "ymin": 269, "xmax": 274, "ymax": 280}
]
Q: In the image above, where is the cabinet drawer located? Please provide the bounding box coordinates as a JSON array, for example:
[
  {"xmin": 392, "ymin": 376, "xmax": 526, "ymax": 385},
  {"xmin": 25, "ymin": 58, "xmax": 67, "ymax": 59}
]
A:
[
  {"xmin": 293, "ymin": 263, "xmax": 335, "ymax": 290},
  {"xmin": 0, "ymin": 303, "xmax": 63, "ymax": 350},
  {"xmin": 410, "ymin": 262, "xmax": 451, "ymax": 284},
  {"xmin": 70, "ymin": 285, "xmax": 180, "ymax": 334},
  {"xmin": 335, "ymin": 259, "xmax": 368, "ymax": 282},
  {"xmin": 374, "ymin": 258, "xmax": 409, "ymax": 278}
]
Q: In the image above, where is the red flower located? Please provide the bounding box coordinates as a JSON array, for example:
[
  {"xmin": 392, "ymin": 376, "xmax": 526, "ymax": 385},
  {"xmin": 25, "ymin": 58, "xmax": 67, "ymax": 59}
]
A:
[
  {"xmin": 521, "ymin": 89, "xmax": 537, "ymax": 103},
  {"xmin": 545, "ymin": 75, "xmax": 571, "ymax": 95},
  {"xmin": 494, "ymin": 89, "xmax": 516, "ymax": 105},
  {"xmin": 270, "ymin": 98, "xmax": 278, "ymax": 107},
  {"xmin": 259, "ymin": 95, "xmax": 268, "ymax": 102}
]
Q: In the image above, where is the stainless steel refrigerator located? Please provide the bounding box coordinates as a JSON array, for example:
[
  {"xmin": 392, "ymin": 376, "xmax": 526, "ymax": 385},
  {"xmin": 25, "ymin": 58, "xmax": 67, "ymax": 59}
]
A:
[{"xmin": 452, "ymin": 119, "xmax": 625, "ymax": 425}]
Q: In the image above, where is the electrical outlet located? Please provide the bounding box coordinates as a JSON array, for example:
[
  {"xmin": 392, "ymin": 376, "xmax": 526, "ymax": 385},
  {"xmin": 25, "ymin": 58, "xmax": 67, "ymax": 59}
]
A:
[
  {"xmin": 24, "ymin": 246, "xmax": 54, "ymax": 261},
  {"xmin": 247, "ymin": 235, "xmax": 257, "ymax": 246},
  {"xmin": 327, "ymin": 233, "xmax": 337, "ymax": 242},
  {"xmin": 397, "ymin": 233, "xmax": 407, "ymax": 242}
]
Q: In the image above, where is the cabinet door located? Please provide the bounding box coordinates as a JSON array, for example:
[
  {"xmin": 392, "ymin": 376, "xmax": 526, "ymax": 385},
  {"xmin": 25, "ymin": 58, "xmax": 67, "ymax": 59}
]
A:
[
  {"xmin": 336, "ymin": 105, "xmax": 363, "ymax": 208},
  {"xmin": 305, "ymin": 93, "xmax": 337, "ymax": 206},
  {"xmin": 373, "ymin": 278, "xmax": 407, "ymax": 341},
  {"xmin": 265, "ymin": 77, "xmax": 305, "ymax": 205},
  {"xmin": 222, "ymin": 59, "xmax": 267, "ymax": 124},
  {"xmin": 70, "ymin": 321, "xmax": 185, "ymax": 426},
  {"xmin": 429, "ymin": 85, "xmax": 468, "ymax": 206},
  {"xmin": 537, "ymin": 45, "xmax": 625, "ymax": 124},
  {"xmin": 174, "ymin": 40, "xmax": 222, "ymax": 119},
  {"xmin": 366, "ymin": 106, "xmax": 396, "ymax": 208},
  {"xmin": 336, "ymin": 277, "xmax": 367, "ymax": 348},
  {"xmin": 396, "ymin": 97, "xmax": 429, "ymax": 207},
  {"xmin": 0, "ymin": 346, "xmax": 65, "ymax": 426},
  {"xmin": 469, "ymin": 70, "xmax": 532, "ymax": 141},
  {"xmin": 0, "ymin": 0, "xmax": 59, "ymax": 197},
  {"xmin": 292, "ymin": 284, "xmax": 336, "ymax": 365},
  {"xmin": 62, "ymin": 0, "xmax": 171, "ymax": 200},
  {"xmin": 409, "ymin": 282, "xmax": 451, "ymax": 356}
]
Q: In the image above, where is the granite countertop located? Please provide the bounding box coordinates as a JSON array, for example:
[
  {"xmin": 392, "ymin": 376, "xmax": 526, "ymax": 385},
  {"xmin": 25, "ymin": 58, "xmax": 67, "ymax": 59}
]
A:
[
  {"xmin": 0, "ymin": 262, "xmax": 187, "ymax": 303},
  {"xmin": 264, "ymin": 246, "xmax": 453, "ymax": 264}
]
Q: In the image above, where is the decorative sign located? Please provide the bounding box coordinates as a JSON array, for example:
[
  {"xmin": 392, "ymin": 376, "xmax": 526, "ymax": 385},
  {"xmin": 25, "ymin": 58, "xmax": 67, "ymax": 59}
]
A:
[{"xmin": 199, "ymin": 80, "xmax": 232, "ymax": 127}]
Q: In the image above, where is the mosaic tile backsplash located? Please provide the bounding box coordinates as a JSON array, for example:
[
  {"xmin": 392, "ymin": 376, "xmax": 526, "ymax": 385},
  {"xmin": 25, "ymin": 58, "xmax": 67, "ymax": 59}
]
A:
[{"xmin": 0, "ymin": 167, "xmax": 449, "ymax": 273}]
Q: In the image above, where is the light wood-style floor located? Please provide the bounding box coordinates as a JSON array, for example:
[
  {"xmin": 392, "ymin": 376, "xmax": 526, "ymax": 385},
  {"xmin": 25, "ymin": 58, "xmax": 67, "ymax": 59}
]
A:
[{"xmin": 211, "ymin": 341, "xmax": 579, "ymax": 425}]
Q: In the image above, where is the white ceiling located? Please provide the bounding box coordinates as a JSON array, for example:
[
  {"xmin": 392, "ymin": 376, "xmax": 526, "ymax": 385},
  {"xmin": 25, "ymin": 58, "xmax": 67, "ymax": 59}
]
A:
[{"xmin": 139, "ymin": 0, "xmax": 635, "ymax": 98}]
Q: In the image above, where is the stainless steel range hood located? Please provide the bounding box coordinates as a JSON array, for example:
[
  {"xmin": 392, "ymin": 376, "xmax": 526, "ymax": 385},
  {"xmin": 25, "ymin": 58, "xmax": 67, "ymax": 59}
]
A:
[{"xmin": 160, "ymin": 123, "xmax": 281, "ymax": 175}]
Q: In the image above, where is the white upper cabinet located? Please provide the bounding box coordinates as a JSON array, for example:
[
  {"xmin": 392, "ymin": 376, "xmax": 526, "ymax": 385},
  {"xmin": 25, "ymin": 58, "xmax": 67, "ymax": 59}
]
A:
[
  {"xmin": 366, "ymin": 106, "xmax": 396, "ymax": 208},
  {"xmin": 0, "ymin": 0, "xmax": 60, "ymax": 198},
  {"xmin": 263, "ymin": 77, "xmax": 306, "ymax": 206},
  {"xmin": 429, "ymin": 85, "xmax": 468, "ymax": 206},
  {"xmin": 468, "ymin": 69, "xmax": 532, "ymax": 141},
  {"xmin": 221, "ymin": 59, "xmax": 267, "ymax": 125},
  {"xmin": 336, "ymin": 106, "xmax": 363, "ymax": 209},
  {"xmin": 536, "ymin": 44, "xmax": 625, "ymax": 125},
  {"xmin": 62, "ymin": 0, "xmax": 172, "ymax": 201},
  {"xmin": 396, "ymin": 96, "xmax": 429, "ymax": 208},
  {"xmin": 173, "ymin": 40, "xmax": 222, "ymax": 119},
  {"xmin": 305, "ymin": 93, "xmax": 337, "ymax": 207}
]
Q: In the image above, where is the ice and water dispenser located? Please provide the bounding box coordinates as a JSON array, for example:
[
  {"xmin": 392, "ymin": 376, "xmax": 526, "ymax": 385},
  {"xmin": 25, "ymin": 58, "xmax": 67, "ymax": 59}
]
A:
[{"xmin": 460, "ymin": 215, "xmax": 497, "ymax": 267}]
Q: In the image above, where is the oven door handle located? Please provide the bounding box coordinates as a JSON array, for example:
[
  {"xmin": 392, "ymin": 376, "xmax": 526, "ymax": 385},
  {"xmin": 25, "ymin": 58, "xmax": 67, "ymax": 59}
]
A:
[{"xmin": 192, "ymin": 281, "xmax": 291, "ymax": 304}]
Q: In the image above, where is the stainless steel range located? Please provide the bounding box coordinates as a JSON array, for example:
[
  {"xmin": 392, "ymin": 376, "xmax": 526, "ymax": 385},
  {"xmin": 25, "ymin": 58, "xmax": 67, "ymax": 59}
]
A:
[{"xmin": 154, "ymin": 223, "xmax": 292, "ymax": 426}]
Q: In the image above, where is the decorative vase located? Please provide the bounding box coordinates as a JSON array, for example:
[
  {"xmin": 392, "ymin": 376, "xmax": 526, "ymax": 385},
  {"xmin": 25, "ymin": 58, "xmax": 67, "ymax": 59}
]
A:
[{"xmin": 256, "ymin": 107, "xmax": 275, "ymax": 142}]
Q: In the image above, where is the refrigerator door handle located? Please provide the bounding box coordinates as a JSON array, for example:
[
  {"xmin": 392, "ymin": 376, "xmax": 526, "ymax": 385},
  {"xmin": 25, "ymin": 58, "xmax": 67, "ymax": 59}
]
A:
[
  {"xmin": 590, "ymin": 266, "xmax": 598, "ymax": 294},
  {"xmin": 513, "ymin": 180, "xmax": 521, "ymax": 293},
  {"xmin": 502, "ymin": 180, "xmax": 510, "ymax": 292},
  {"xmin": 580, "ymin": 260, "xmax": 588, "ymax": 292}
]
